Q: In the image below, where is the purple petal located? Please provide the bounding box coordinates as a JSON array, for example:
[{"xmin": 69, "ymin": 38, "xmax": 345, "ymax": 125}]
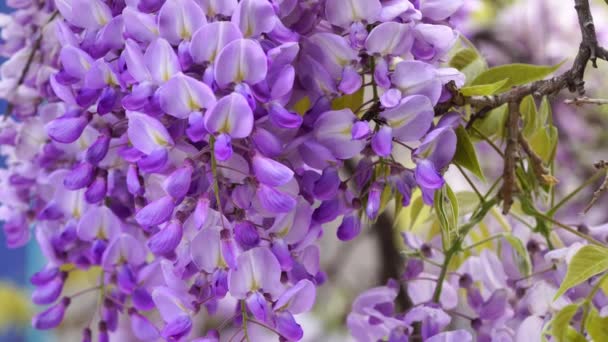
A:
[
  {"xmin": 32, "ymin": 298, "xmax": 69, "ymax": 330},
  {"xmin": 268, "ymin": 102, "xmax": 303, "ymax": 129},
  {"xmin": 380, "ymin": 88, "xmax": 403, "ymax": 108},
  {"xmin": 161, "ymin": 315, "xmax": 192, "ymax": 340},
  {"xmin": 190, "ymin": 21, "xmax": 242, "ymax": 64},
  {"xmin": 67, "ymin": 0, "xmax": 112, "ymax": 29},
  {"xmin": 234, "ymin": 221, "xmax": 260, "ymax": 250},
  {"xmin": 204, "ymin": 93, "xmax": 253, "ymax": 138},
  {"xmin": 102, "ymin": 234, "xmax": 147, "ymax": 269},
  {"xmin": 256, "ymin": 184, "xmax": 297, "ymax": 214},
  {"xmin": 339, "ymin": 66, "xmax": 363, "ymax": 95},
  {"xmin": 158, "ymin": 0, "xmax": 206, "ymax": 45},
  {"xmin": 60, "ymin": 46, "xmax": 93, "ymax": 79},
  {"xmin": 157, "ymin": 73, "xmax": 216, "ymax": 118},
  {"xmin": 366, "ymin": 183, "xmax": 382, "ymax": 220},
  {"xmin": 231, "ymin": 0, "xmax": 277, "ymax": 37},
  {"xmin": 479, "ymin": 289, "xmax": 508, "ymax": 321},
  {"xmin": 314, "ymin": 109, "xmax": 365, "ymax": 160},
  {"xmin": 138, "ymin": 148, "xmax": 169, "ymax": 174},
  {"xmin": 130, "ymin": 311, "xmax": 160, "ymax": 341},
  {"xmin": 198, "ymin": 0, "xmax": 238, "ymax": 17},
  {"xmin": 246, "ymin": 292, "xmax": 270, "ymax": 322},
  {"xmin": 415, "ymin": 160, "xmax": 444, "ymax": 190},
  {"xmin": 164, "ymin": 164, "xmax": 193, "ymax": 199},
  {"xmin": 380, "ymin": 95, "xmax": 434, "ymax": 142},
  {"xmin": 274, "ymin": 279, "xmax": 316, "ymax": 314},
  {"xmin": 123, "ymin": 7, "xmax": 158, "ymax": 43},
  {"xmin": 85, "ymin": 177, "xmax": 107, "ymax": 204},
  {"xmin": 32, "ymin": 277, "xmax": 64, "ymax": 305},
  {"xmin": 214, "ymin": 133, "xmax": 233, "ymax": 161},
  {"xmin": 133, "ymin": 288, "xmax": 155, "ymax": 312},
  {"xmin": 325, "ymin": 0, "xmax": 382, "ymax": 27},
  {"xmin": 420, "ymin": 0, "xmax": 464, "ymax": 21},
  {"xmin": 127, "ymin": 111, "xmax": 175, "ymax": 155},
  {"xmin": 124, "ymin": 40, "xmax": 152, "ymax": 83},
  {"xmin": 214, "ymin": 39, "xmax": 268, "ymax": 87},
  {"xmin": 392, "ymin": 61, "xmax": 442, "ymax": 105},
  {"xmin": 366, "ymin": 22, "xmax": 413, "ymax": 56},
  {"xmin": 252, "ymin": 154, "xmax": 294, "ymax": 187},
  {"xmin": 351, "ymin": 121, "xmax": 371, "ymax": 140},
  {"xmin": 426, "ymin": 330, "xmax": 472, "ymax": 342},
  {"xmin": 371, "ymin": 125, "xmax": 393, "ymax": 157},
  {"xmin": 190, "ymin": 228, "xmax": 221, "ymax": 272},
  {"xmin": 275, "ymin": 312, "xmax": 303, "ymax": 341},
  {"xmin": 145, "ymin": 38, "xmax": 182, "ymax": 84},
  {"xmin": 337, "ymin": 215, "xmax": 362, "ymax": 241},
  {"xmin": 252, "ymin": 128, "xmax": 283, "ymax": 157},
  {"xmin": 135, "ymin": 196, "xmax": 175, "ymax": 227},
  {"xmin": 30, "ymin": 266, "xmax": 60, "ymax": 286},
  {"xmin": 313, "ymin": 167, "xmax": 340, "ymax": 201},
  {"xmin": 229, "ymin": 247, "xmax": 283, "ymax": 299},
  {"xmin": 415, "ymin": 127, "xmax": 457, "ymax": 170},
  {"xmin": 63, "ymin": 162, "xmax": 94, "ymax": 190},
  {"xmin": 86, "ymin": 135, "xmax": 110, "ymax": 165},
  {"xmin": 148, "ymin": 221, "xmax": 183, "ymax": 255},
  {"xmin": 46, "ymin": 116, "xmax": 88, "ymax": 144},
  {"xmin": 77, "ymin": 206, "xmax": 121, "ymax": 242}
]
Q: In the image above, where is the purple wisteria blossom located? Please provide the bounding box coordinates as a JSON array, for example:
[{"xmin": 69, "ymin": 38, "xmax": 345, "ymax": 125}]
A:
[{"xmin": 0, "ymin": 0, "xmax": 470, "ymax": 340}]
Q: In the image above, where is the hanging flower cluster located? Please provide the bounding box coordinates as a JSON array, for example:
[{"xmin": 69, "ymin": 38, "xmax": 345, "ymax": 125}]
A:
[{"xmin": 0, "ymin": 0, "xmax": 465, "ymax": 340}]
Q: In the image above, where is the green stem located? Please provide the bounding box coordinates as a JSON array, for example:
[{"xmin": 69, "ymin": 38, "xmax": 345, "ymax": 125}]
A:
[
  {"xmin": 432, "ymin": 243, "xmax": 460, "ymax": 302},
  {"xmin": 241, "ymin": 300, "xmax": 250, "ymax": 342},
  {"xmin": 534, "ymin": 212, "xmax": 603, "ymax": 246},
  {"xmin": 433, "ymin": 198, "xmax": 498, "ymax": 302},
  {"xmin": 469, "ymin": 126, "xmax": 505, "ymax": 157},
  {"xmin": 547, "ymin": 169, "xmax": 606, "ymax": 216},
  {"xmin": 209, "ymin": 136, "xmax": 226, "ymax": 228},
  {"xmin": 580, "ymin": 273, "xmax": 608, "ymax": 333},
  {"xmin": 462, "ymin": 234, "xmax": 504, "ymax": 251},
  {"xmin": 456, "ymin": 164, "xmax": 484, "ymax": 203}
]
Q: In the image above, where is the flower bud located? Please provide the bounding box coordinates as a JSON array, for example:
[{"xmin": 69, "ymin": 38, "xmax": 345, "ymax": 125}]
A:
[
  {"xmin": 32, "ymin": 297, "xmax": 70, "ymax": 330},
  {"xmin": 85, "ymin": 176, "xmax": 107, "ymax": 204},
  {"xmin": 234, "ymin": 221, "xmax": 260, "ymax": 250},
  {"xmin": 337, "ymin": 215, "xmax": 361, "ymax": 241},
  {"xmin": 46, "ymin": 115, "xmax": 88, "ymax": 144},
  {"xmin": 86, "ymin": 135, "xmax": 110, "ymax": 165},
  {"xmin": 64, "ymin": 162, "xmax": 95, "ymax": 190},
  {"xmin": 135, "ymin": 196, "xmax": 175, "ymax": 227},
  {"xmin": 148, "ymin": 221, "xmax": 183, "ymax": 255}
]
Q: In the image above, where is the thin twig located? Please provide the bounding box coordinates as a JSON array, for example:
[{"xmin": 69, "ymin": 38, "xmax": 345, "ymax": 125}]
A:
[
  {"xmin": 565, "ymin": 97, "xmax": 608, "ymax": 106},
  {"xmin": 501, "ymin": 102, "xmax": 520, "ymax": 214},
  {"xmin": 518, "ymin": 132, "xmax": 558, "ymax": 186}
]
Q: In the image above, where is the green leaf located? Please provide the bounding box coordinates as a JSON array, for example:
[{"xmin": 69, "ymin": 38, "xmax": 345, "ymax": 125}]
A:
[
  {"xmin": 434, "ymin": 185, "xmax": 459, "ymax": 248},
  {"xmin": 460, "ymin": 79, "xmax": 510, "ymax": 96},
  {"xmin": 587, "ymin": 308, "xmax": 608, "ymax": 341},
  {"xmin": 520, "ymin": 95, "xmax": 539, "ymax": 138},
  {"xmin": 471, "ymin": 62, "xmax": 564, "ymax": 92},
  {"xmin": 551, "ymin": 304, "xmax": 580, "ymax": 342},
  {"xmin": 503, "ymin": 233, "xmax": 532, "ymax": 277},
  {"xmin": 448, "ymin": 36, "xmax": 488, "ymax": 83},
  {"xmin": 471, "ymin": 103, "xmax": 509, "ymax": 139},
  {"xmin": 540, "ymin": 96, "xmax": 553, "ymax": 125},
  {"xmin": 455, "ymin": 191, "xmax": 480, "ymax": 216},
  {"xmin": 554, "ymin": 245, "xmax": 608, "ymax": 300},
  {"xmin": 454, "ymin": 126, "xmax": 485, "ymax": 180},
  {"xmin": 529, "ymin": 126, "xmax": 559, "ymax": 163}
]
